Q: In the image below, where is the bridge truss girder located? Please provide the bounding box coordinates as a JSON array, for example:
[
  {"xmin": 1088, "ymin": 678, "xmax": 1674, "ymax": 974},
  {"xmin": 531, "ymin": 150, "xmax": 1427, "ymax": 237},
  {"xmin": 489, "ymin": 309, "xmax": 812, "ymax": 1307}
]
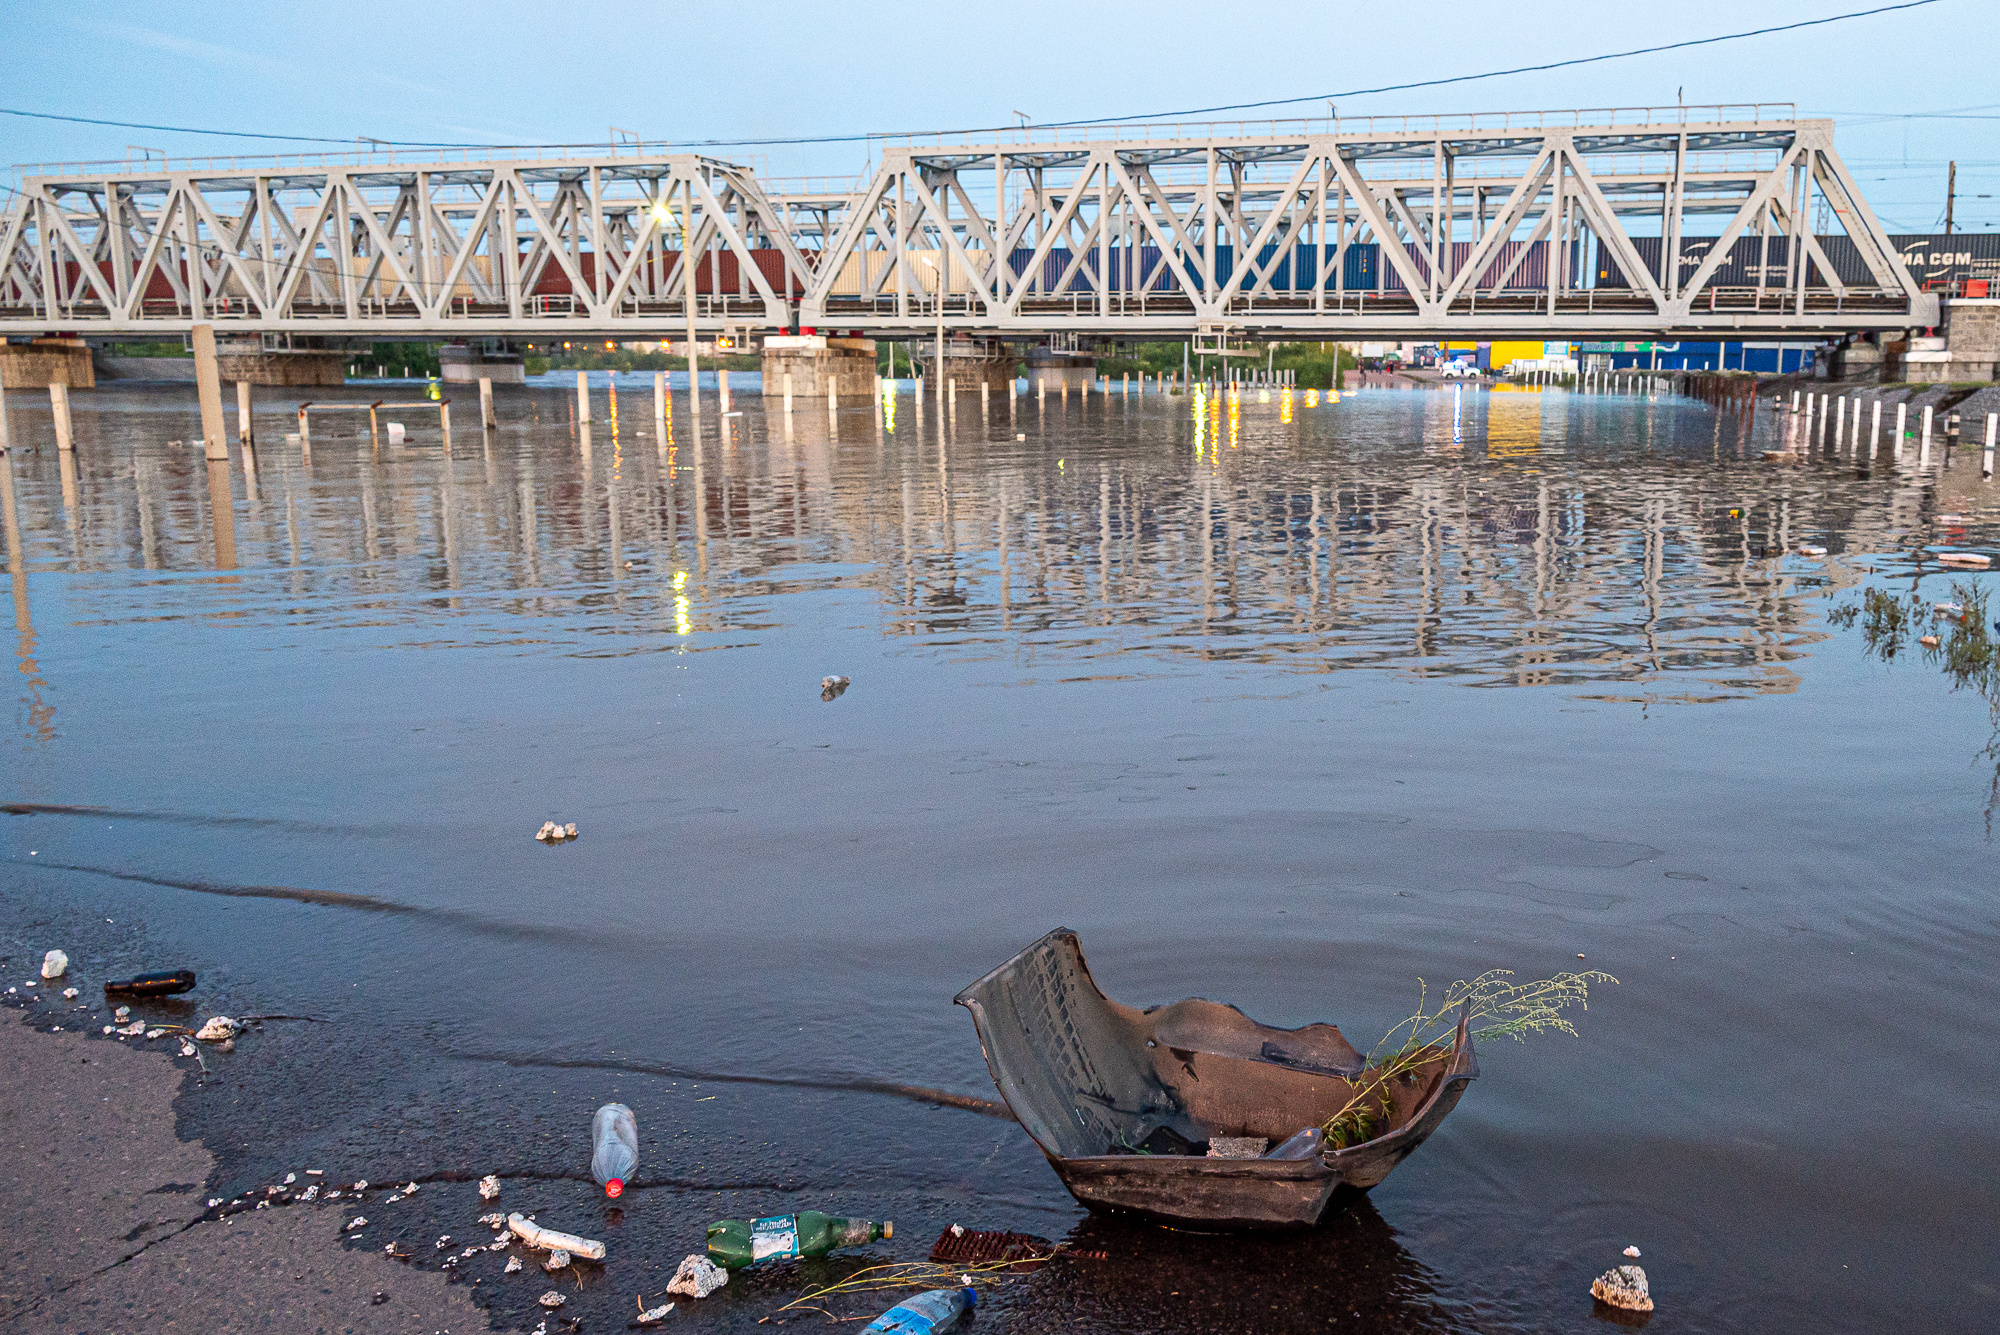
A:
[
  {"xmin": 0, "ymin": 113, "xmax": 1936, "ymax": 340},
  {"xmin": 0, "ymin": 152, "xmax": 809, "ymax": 335},
  {"xmin": 799, "ymin": 115, "xmax": 1933, "ymax": 338}
]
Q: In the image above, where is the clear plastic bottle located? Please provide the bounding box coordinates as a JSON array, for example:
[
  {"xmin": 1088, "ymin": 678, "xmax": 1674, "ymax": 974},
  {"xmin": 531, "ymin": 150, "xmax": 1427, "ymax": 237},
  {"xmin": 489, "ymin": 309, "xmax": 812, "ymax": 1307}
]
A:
[
  {"xmin": 864, "ymin": 1287, "xmax": 976, "ymax": 1334},
  {"xmin": 590, "ymin": 1103, "xmax": 638, "ymax": 1198}
]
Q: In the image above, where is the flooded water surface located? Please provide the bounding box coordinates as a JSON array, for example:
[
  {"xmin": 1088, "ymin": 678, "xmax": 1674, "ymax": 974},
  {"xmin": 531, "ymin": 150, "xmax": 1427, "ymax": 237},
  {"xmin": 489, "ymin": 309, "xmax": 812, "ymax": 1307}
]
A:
[{"xmin": 3, "ymin": 377, "xmax": 1996, "ymax": 1332}]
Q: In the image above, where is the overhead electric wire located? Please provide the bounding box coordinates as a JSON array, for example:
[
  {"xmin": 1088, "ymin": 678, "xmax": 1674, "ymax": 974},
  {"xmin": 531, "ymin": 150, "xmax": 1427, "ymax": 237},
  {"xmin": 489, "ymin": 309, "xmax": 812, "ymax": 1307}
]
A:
[{"xmin": 0, "ymin": 0, "xmax": 1952, "ymax": 156}]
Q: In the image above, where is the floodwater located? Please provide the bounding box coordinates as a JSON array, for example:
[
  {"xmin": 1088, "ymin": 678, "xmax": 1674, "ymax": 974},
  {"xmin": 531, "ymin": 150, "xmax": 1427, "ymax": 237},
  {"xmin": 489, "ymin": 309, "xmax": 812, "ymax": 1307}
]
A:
[{"xmin": 2, "ymin": 375, "xmax": 1996, "ymax": 1332}]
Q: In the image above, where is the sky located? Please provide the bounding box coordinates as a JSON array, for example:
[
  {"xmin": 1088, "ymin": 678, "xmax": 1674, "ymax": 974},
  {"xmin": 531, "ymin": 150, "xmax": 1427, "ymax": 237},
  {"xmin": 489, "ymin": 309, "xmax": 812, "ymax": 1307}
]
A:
[{"xmin": 1, "ymin": 0, "xmax": 1994, "ymax": 233}]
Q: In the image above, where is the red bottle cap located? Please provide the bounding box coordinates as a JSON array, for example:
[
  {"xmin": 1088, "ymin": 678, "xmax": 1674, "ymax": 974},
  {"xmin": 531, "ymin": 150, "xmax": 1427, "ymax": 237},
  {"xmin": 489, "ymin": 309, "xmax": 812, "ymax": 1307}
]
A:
[{"xmin": 605, "ymin": 1179, "xmax": 624, "ymax": 1199}]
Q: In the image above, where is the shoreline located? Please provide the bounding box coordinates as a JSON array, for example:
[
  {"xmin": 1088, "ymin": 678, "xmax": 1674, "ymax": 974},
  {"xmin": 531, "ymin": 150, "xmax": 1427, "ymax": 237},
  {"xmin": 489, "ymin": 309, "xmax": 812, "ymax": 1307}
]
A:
[{"xmin": 0, "ymin": 959, "xmax": 502, "ymax": 1333}]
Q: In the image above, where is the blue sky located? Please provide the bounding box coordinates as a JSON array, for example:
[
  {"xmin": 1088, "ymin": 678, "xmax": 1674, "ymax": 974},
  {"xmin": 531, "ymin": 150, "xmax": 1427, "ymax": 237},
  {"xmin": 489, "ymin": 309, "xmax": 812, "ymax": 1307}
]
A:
[{"xmin": 3, "ymin": 0, "xmax": 1993, "ymax": 232}]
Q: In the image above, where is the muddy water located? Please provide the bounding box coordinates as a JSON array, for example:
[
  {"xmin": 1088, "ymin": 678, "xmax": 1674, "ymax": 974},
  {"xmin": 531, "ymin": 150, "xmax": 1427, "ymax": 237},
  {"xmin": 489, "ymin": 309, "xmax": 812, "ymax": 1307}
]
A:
[{"xmin": 1, "ymin": 376, "xmax": 1995, "ymax": 1332}]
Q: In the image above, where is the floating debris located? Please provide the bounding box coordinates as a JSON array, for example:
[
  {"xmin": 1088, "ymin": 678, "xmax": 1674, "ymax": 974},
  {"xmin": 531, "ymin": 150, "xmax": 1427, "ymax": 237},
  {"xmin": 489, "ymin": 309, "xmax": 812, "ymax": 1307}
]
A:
[
  {"xmin": 41, "ymin": 950, "xmax": 68, "ymax": 979},
  {"xmin": 510, "ymin": 1214, "xmax": 607, "ymax": 1261},
  {"xmin": 61, "ymin": 987, "xmax": 78, "ymax": 999},
  {"xmin": 820, "ymin": 675, "xmax": 850, "ymax": 701},
  {"xmin": 544, "ymin": 1249, "xmax": 572, "ymax": 1272},
  {"xmin": 435, "ymin": 1235, "xmax": 452, "ymax": 1250},
  {"xmin": 145, "ymin": 1029, "xmax": 166, "ymax": 1041},
  {"xmin": 480, "ymin": 1175, "xmax": 501, "ymax": 1201},
  {"xmin": 1922, "ymin": 634, "xmax": 1942, "ymax": 647},
  {"xmin": 1206, "ymin": 1137, "xmax": 1268, "ymax": 1158},
  {"xmin": 536, "ymin": 821, "xmax": 579, "ymax": 844},
  {"xmin": 489, "ymin": 1237, "xmax": 512, "ymax": 1252},
  {"xmin": 632, "ymin": 1296, "xmax": 675, "ymax": 1326},
  {"xmin": 117, "ymin": 1020, "xmax": 147, "ymax": 1036},
  {"xmin": 480, "ymin": 1212, "xmax": 508, "ymax": 1229},
  {"xmin": 348, "ymin": 1217, "xmax": 369, "ymax": 1230},
  {"xmin": 505, "ymin": 1256, "xmax": 524, "ymax": 1273},
  {"xmin": 195, "ymin": 1016, "xmax": 238, "ymax": 1042},
  {"xmin": 927, "ymin": 1228, "xmax": 1051, "ymax": 1272},
  {"xmin": 1938, "ymin": 552, "xmax": 1993, "ymax": 569},
  {"xmin": 114, "ymin": 1006, "xmax": 131, "ymax": 1021},
  {"xmin": 403, "ymin": 1182, "xmax": 420, "ymax": 1194},
  {"xmin": 1591, "ymin": 1264, "xmax": 1653, "ymax": 1312},
  {"xmin": 1935, "ymin": 603, "xmax": 1965, "ymax": 616},
  {"xmin": 1797, "ymin": 544, "xmax": 1827, "ymax": 558},
  {"xmin": 667, "ymin": 1253, "xmax": 728, "ymax": 1299},
  {"xmin": 539, "ymin": 1291, "xmax": 567, "ymax": 1309},
  {"xmin": 1624, "ymin": 1245, "xmax": 1642, "ymax": 1258},
  {"xmin": 300, "ymin": 1185, "xmax": 319, "ymax": 1203},
  {"xmin": 104, "ymin": 970, "xmax": 196, "ymax": 996}
]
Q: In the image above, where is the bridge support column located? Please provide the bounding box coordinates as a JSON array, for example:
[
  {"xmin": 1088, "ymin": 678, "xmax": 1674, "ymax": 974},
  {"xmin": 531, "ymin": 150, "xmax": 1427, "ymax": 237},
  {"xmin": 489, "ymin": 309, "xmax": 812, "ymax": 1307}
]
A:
[
  {"xmin": 760, "ymin": 336, "xmax": 876, "ymax": 400},
  {"xmin": 193, "ymin": 324, "xmax": 228, "ymax": 461},
  {"xmin": 49, "ymin": 383, "xmax": 73, "ymax": 452}
]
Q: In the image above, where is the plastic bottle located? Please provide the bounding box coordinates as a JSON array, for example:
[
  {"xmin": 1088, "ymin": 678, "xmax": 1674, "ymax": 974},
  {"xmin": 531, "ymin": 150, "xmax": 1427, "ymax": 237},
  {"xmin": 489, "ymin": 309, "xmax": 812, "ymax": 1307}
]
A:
[
  {"xmin": 864, "ymin": 1287, "xmax": 975, "ymax": 1334},
  {"xmin": 590, "ymin": 1103, "xmax": 638, "ymax": 1198},
  {"xmin": 706, "ymin": 1212, "xmax": 891, "ymax": 1269}
]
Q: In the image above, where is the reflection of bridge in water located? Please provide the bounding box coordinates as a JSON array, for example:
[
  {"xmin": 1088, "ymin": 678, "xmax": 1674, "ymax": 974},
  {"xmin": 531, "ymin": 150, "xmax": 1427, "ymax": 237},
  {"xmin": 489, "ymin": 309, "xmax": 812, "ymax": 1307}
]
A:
[
  {"xmin": 2, "ymin": 106, "xmax": 1933, "ymax": 342},
  {"xmin": 3, "ymin": 379, "xmax": 1973, "ymax": 740}
]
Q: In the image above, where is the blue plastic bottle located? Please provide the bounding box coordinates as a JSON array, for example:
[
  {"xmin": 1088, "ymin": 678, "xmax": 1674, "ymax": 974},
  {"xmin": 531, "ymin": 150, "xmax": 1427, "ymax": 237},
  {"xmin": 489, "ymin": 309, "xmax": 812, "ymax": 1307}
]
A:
[{"xmin": 863, "ymin": 1286, "xmax": 976, "ymax": 1334}]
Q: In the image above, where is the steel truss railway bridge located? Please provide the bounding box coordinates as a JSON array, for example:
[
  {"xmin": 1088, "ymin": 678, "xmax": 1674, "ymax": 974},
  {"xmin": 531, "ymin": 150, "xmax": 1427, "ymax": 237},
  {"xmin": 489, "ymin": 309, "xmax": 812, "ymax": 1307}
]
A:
[{"xmin": 0, "ymin": 105, "xmax": 1936, "ymax": 347}]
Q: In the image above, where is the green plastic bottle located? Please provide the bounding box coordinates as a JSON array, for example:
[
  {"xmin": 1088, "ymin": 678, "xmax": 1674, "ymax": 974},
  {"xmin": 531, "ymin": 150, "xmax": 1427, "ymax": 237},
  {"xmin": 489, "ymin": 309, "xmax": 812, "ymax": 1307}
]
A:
[{"xmin": 706, "ymin": 1212, "xmax": 892, "ymax": 1269}]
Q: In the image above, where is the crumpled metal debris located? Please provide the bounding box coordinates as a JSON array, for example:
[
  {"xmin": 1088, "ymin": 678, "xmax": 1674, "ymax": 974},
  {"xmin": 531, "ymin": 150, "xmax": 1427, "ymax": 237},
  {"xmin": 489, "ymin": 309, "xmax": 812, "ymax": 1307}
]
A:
[{"xmin": 666, "ymin": 1253, "xmax": 728, "ymax": 1299}]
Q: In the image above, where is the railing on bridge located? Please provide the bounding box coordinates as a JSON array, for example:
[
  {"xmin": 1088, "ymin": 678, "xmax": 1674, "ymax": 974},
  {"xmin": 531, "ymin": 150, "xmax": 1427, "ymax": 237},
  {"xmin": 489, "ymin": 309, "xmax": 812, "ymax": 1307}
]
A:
[{"xmin": 0, "ymin": 107, "xmax": 1935, "ymax": 339}]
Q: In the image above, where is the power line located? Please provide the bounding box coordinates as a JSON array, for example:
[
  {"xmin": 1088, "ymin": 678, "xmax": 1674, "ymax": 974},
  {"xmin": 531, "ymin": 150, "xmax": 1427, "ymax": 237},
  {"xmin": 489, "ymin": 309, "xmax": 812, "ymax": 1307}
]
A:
[{"xmin": 0, "ymin": 0, "xmax": 1951, "ymax": 156}]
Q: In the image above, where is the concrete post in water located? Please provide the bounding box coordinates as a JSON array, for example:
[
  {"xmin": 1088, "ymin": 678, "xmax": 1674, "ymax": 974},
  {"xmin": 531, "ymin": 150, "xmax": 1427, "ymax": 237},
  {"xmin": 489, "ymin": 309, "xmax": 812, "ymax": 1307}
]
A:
[
  {"xmin": 49, "ymin": 383, "xmax": 73, "ymax": 452},
  {"xmin": 576, "ymin": 371, "xmax": 591, "ymax": 423},
  {"xmin": 1037, "ymin": 377, "xmax": 1045, "ymax": 407},
  {"xmin": 654, "ymin": 371, "xmax": 668, "ymax": 432},
  {"xmin": 479, "ymin": 377, "xmax": 496, "ymax": 429},
  {"xmin": 1921, "ymin": 404, "xmax": 1933, "ymax": 463},
  {"xmin": 440, "ymin": 402, "xmax": 453, "ymax": 453},
  {"xmin": 1835, "ymin": 396, "xmax": 1846, "ymax": 447},
  {"xmin": 237, "ymin": 380, "xmax": 254, "ymax": 444},
  {"xmin": 1985, "ymin": 412, "xmax": 1997, "ymax": 479},
  {"xmin": 947, "ymin": 376, "xmax": 956, "ymax": 412},
  {"xmin": 873, "ymin": 375, "xmax": 884, "ymax": 423},
  {"xmin": 827, "ymin": 380, "xmax": 837, "ymax": 420},
  {"xmin": 1870, "ymin": 400, "xmax": 1882, "ymax": 456},
  {"xmin": 190, "ymin": 323, "xmax": 228, "ymax": 460},
  {"xmin": 783, "ymin": 371, "xmax": 793, "ymax": 415},
  {"xmin": 297, "ymin": 405, "xmax": 311, "ymax": 451},
  {"xmin": 719, "ymin": 369, "xmax": 731, "ymax": 413},
  {"xmin": 1894, "ymin": 402, "xmax": 1906, "ymax": 460},
  {"xmin": 0, "ymin": 384, "xmax": 10, "ymax": 452}
]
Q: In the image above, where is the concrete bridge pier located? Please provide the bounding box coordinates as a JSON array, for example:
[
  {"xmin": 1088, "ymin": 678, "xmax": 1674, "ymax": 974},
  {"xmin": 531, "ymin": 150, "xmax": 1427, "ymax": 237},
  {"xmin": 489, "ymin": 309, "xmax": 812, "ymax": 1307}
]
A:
[{"xmin": 761, "ymin": 335, "xmax": 877, "ymax": 399}]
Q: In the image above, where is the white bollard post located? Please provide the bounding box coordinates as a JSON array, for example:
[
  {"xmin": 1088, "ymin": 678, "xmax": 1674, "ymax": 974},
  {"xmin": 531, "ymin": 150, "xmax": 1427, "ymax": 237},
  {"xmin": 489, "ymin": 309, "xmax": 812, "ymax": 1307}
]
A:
[
  {"xmin": 479, "ymin": 376, "xmax": 496, "ymax": 429},
  {"xmin": 1985, "ymin": 412, "xmax": 1997, "ymax": 479},
  {"xmin": 576, "ymin": 370, "xmax": 591, "ymax": 423},
  {"xmin": 49, "ymin": 383, "xmax": 73, "ymax": 452},
  {"xmin": 980, "ymin": 379, "xmax": 989, "ymax": 413},
  {"xmin": 440, "ymin": 402, "xmax": 452, "ymax": 453},
  {"xmin": 1791, "ymin": 390, "xmax": 1801, "ymax": 413},
  {"xmin": 828, "ymin": 380, "xmax": 837, "ymax": 420},
  {"xmin": 1870, "ymin": 400, "xmax": 1881, "ymax": 456},
  {"xmin": 719, "ymin": 368, "xmax": 731, "ymax": 413},
  {"xmin": 1894, "ymin": 402, "xmax": 1907, "ymax": 460}
]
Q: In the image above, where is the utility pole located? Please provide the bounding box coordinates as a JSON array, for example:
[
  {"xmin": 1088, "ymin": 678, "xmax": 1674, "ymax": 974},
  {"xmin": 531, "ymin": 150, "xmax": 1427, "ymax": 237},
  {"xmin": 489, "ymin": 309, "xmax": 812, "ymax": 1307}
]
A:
[{"xmin": 1945, "ymin": 161, "xmax": 1956, "ymax": 234}]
